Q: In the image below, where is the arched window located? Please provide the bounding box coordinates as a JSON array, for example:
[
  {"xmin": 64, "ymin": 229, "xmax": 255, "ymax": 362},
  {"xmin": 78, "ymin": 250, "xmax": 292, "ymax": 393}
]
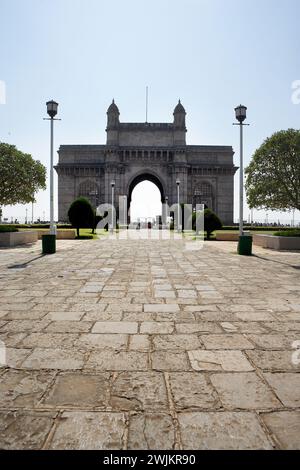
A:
[
  {"xmin": 199, "ymin": 182, "xmax": 213, "ymax": 197},
  {"xmin": 77, "ymin": 180, "xmax": 100, "ymax": 208},
  {"xmin": 193, "ymin": 182, "xmax": 214, "ymax": 210}
]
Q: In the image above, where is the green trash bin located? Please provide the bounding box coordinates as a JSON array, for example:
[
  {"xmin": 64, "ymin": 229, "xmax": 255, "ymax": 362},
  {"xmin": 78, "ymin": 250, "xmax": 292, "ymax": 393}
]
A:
[
  {"xmin": 42, "ymin": 234, "xmax": 56, "ymax": 254},
  {"xmin": 238, "ymin": 234, "xmax": 252, "ymax": 256}
]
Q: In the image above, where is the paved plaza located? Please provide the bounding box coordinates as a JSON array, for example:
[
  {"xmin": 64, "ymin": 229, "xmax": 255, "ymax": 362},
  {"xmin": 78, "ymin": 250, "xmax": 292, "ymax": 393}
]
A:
[{"xmin": 0, "ymin": 236, "xmax": 299, "ymax": 449}]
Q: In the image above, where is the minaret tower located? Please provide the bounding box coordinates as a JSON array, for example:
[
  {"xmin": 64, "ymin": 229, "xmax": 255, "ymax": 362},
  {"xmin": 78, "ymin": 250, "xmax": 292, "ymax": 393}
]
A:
[
  {"xmin": 173, "ymin": 100, "xmax": 187, "ymax": 146},
  {"xmin": 106, "ymin": 99, "xmax": 120, "ymax": 145}
]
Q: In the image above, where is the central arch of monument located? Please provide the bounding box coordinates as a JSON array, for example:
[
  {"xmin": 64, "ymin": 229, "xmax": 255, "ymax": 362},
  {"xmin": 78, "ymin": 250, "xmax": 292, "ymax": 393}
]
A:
[{"xmin": 127, "ymin": 170, "xmax": 166, "ymax": 210}]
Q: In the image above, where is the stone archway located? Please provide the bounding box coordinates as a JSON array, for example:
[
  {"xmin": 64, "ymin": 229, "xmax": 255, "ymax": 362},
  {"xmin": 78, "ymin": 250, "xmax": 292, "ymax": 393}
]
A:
[
  {"xmin": 56, "ymin": 101, "xmax": 237, "ymax": 224},
  {"xmin": 126, "ymin": 172, "xmax": 167, "ymax": 224}
]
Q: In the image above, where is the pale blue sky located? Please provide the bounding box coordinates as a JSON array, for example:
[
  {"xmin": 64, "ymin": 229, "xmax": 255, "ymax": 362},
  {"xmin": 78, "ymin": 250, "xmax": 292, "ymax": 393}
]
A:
[{"xmin": 0, "ymin": 0, "xmax": 299, "ymax": 224}]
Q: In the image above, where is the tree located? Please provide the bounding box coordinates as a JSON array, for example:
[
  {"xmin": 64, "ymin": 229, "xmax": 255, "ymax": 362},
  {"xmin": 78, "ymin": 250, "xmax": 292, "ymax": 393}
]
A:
[
  {"xmin": 0, "ymin": 142, "xmax": 46, "ymax": 207},
  {"xmin": 68, "ymin": 197, "xmax": 95, "ymax": 237},
  {"xmin": 192, "ymin": 208, "xmax": 222, "ymax": 239},
  {"xmin": 245, "ymin": 129, "xmax": 300, "ymax": 211}
]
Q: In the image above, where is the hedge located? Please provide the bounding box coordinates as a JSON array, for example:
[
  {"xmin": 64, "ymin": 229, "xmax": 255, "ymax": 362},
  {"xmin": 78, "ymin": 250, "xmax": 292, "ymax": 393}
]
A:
[
  {"xmin": 0, "ymin": 225, "xmax": 18, "ymax": 233},
  {"xmin": 221, "ymin": 226, "xmax": 298, "ymax": 232},
  {"xmin": 0, "ymin": 224, "xmax": 72, "ymax": 230},
  {"xmin": 273, "ymin": 230, "xmax": 300, "ymax": 237}
]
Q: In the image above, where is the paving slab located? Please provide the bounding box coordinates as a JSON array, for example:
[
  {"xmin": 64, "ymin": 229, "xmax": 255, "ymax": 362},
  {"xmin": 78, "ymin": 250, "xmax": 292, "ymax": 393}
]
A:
[
  {"xmin": 49, "ymin": 411, "xmax": 126, "ymax": 449},
  {"xmin": 86, "ymin": 350, "xmax": 148, "ymax": 371},
  {"xmin": 210, "ymin": 372, "xmax": 281, "ymax": 409},
  {"xmin": 188, "ymin": 350, "xmax": 254, "ymax": 371},
  {"xmin": 75, "ymin": 333, "xmax": 127, "ymax": 351},
  {"xmin": 128, "ymin": 413, "xmax": 175, "ymax": 449},
  {"xmin": 22, "ymin": 348, "xmax": 85, "ymax": 370},
  {"xmin": 0, "ymin": 370, "xmax": 55, "ymax": 407},
  {"xmin": 0, "ymin": 411, "xmax": 55, "ymax": 449},
  {"xmin": 168, "ymin": 372, "xmax": 220, "ymax": 410},
  {"xmin": 178, "ymin": 411, "xmax": 272, "ymax": 449},
  {"xmin": 263, "ymin": 373, "xmax": 300, "ymax": 407},
  {"xmin": 110, "ymin": 372, "xmax": 168, "ymax": 411},
  {"xmin": 200, "ymin": 334, "xmax": 254, "ymax": 350},
  {"xmin": 42, "ymin": 372, "xmax": 110, "ymax": 408},
  {"xmin": 92, "ymin": 321, "xmax": 138, "ymax": 334},
  {"xmin": 261, "ymin": 411, "xmax": 300, "ymax": 449}
]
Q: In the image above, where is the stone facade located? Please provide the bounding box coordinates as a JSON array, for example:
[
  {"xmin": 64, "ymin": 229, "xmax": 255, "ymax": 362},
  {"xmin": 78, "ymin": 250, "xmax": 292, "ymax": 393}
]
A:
[{"xmin": 55, "ymin": 100, "xmax": 237, "ymax": 224}]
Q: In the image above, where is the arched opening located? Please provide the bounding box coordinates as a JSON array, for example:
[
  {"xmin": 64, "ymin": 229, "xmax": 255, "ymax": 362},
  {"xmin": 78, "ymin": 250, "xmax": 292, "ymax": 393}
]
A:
[
  {"xmin": 130, "ymin": 181, "xmax": 161, "ymax": 224},
  {"xmin": 128, "ymin": 173, "xmax": 165, "ymax": 226}
]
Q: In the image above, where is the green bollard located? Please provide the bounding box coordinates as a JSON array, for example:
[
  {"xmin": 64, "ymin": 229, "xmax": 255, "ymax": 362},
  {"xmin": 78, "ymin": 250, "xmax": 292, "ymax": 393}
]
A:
[
  {"xmin": 238, "ymin": 234, "xmax": 252, "ymax": 256},
  {"xmin": 42, "ymin": 234, "xmax": 56, "ymax": 254}
]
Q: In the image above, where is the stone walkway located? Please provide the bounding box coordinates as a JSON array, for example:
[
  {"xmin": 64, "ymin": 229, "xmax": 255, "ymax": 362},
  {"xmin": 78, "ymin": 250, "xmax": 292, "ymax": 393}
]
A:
[{"xmin": 0, "ymin": 235, "xmax": 299, "ymax": 449}]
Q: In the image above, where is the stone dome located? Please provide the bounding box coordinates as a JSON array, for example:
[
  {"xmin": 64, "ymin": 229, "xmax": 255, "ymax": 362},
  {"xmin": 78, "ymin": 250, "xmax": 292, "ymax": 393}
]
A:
[
  {"xmin": 173, "ymin": 100, "xmax": 186, "ymax": 114},
  {"xmin": 107, "ymin": 99, "xmax": 120, "ymax": 114}
]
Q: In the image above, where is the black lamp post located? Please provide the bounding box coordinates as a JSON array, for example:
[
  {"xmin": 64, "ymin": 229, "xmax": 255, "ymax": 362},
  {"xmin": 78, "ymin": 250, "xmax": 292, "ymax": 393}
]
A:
[
  {"xmin": 234, "ymin": 104, "xmax": 251, "ymax": 255},
  {"xmin": 46, "ymin": 100, "xmax": 59, "ymax": 235},
  {"xmin": 176, "ymin": 179, "xmax": 180, "ymax": 231},
  {"xmin": 42, "ymin": 100, "xmax": 59, "ymax": 254},
  {"xmin": 111, "ymin": 180, "xmax": 115, "ymax": 231},
  {"xmin": 234, "ymin": 104, "xmax": 247, "ymax": 237}
]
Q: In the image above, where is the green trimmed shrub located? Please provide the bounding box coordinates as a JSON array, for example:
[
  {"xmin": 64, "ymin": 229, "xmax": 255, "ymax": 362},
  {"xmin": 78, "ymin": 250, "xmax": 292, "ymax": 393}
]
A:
[
  {"xmin": 192, "ymin": 209, "xmax": 222, "ymax": 239},
  {"xmin": 67, "ymin": 197, "xmax": 95, "ymax": 237},
  {"xmin": 75, "ymin": 235, "xmax": 94, "ymax": 240},
  {"xmin": 204, "ymin": 209, "xmax": 222, "ymax": 239},
  {"xmin": 28, "ymin": 224, "xmax": 72, "ymax": 229},
  {"xmin": 221, "ymin": 226, "xmax": 295, "ymax": 232},
  {"xmin": 273, "ymin": 230, "xmax": 300, "ymax": 237},
  {"xmin": 0, "ymin": 224, "xmax": 72, "ymax": 230},
  {"xmin": 0, "ymin": 225, "xmax": 18, "ymax": 233}
]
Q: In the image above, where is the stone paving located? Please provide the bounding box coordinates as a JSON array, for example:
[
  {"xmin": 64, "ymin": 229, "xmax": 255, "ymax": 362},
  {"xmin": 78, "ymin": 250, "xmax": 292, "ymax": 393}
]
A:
[{"xmin": 0, "ymin": 236, "xmax": 299, "ymax": 449}]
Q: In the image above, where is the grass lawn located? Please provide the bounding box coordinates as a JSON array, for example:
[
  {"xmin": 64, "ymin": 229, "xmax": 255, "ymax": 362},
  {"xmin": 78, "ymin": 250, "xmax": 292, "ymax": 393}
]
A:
[{"xmin": 75, "ymin": 228, "xmax": 108, "ymax": 239}]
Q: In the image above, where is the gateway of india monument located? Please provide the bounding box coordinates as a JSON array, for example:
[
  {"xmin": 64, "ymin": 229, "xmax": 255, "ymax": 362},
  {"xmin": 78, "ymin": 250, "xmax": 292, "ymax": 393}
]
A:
[{"xmin": 55, "ymin": 100, "xmax": 237, "ymax": 224}]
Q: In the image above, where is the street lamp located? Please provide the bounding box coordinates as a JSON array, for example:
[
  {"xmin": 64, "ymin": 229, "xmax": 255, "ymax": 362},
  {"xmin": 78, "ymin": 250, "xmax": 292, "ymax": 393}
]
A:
[
  {"xmin": 165, "ymin": 196, "xmax": 169, "ymax": 225},
  {"xmin": 234, "ymin": 104, "xmax": 250, "ymax": 255},
  {"xmin": 111, "ymin": 180, "xmax": 115, "ymax": 231},
  {"xmin": 46, "ymin": 100, "xmax": 58, "ymax": 119},
  {"xmin": 45, "ymin": 100, "xmax": 59, "ymax": 235},
  {"xmin": 123, "ymin": 195, "xmax": 127, "ymax": 227},
  {"xmin": 42, "ymin": 100, "xmax": 60, "ymax": 254},
  {"xmin": 176, "ymin": 179, "xmax": 180, "ymax": 231},
  {"xmin": 234, "ymin": 104, "xmax": 247, "ymax": 238}
]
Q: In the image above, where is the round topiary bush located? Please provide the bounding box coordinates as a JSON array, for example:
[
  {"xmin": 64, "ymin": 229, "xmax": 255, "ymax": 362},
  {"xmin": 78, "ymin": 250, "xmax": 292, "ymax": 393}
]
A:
[
  {"xmin": 192, "ymin": 208, "xmax": 223, "ymax": 239},
  {"xmin": 67, "ymin": 197, "xmax": 95, "ymax": 237}
]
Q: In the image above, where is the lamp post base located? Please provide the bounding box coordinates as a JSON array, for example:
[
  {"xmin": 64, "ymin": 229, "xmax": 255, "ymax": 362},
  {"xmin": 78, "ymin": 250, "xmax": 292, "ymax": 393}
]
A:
[
  {"xmin": 42, "ymin": 234, "xmax": 56, "ymax": 254},
  {"xmin": 237, "ymin": 234, "xmax": 253, "ymax": 256}
]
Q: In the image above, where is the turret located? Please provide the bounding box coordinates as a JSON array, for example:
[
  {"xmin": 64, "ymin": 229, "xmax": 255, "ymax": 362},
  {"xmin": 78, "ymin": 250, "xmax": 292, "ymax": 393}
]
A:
[
  {"xmin": 106, "ymin": 99, "xmax": 120, "ymax": 145},
  {"xmin": 173, "ymin": 100, "xmax": 186, "ymax": 145},
  {"xmin": 107, "ymin": 99, "xmax": 120, "ymax": 128},
  {"xmin": 173, "ymin": 100, "xmax": 186, "ymax": 128}
]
